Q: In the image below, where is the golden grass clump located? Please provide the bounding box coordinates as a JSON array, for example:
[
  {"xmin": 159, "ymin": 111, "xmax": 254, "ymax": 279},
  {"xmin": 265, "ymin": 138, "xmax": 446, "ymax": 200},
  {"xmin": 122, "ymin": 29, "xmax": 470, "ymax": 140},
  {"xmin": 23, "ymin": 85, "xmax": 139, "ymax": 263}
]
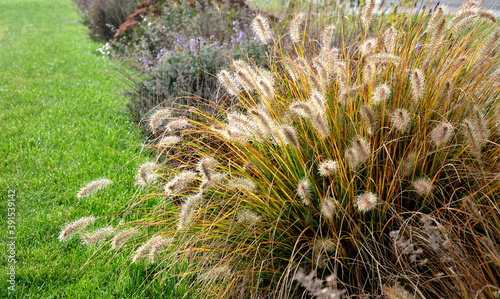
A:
[{"xmin": 97, "ymin": 3, "xmax": 500, "ymax": 298}]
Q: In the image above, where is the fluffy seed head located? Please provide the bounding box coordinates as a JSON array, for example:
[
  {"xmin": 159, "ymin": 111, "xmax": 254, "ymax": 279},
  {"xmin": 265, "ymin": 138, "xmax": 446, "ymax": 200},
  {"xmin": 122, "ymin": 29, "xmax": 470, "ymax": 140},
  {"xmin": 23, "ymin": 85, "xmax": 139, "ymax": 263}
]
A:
[
  {"xmin": 235, "ymin": 69, "xmax": 257, "ymax": 91},
  {"xmin": 133, "ymin": 235, "xmax": 163, "ymax": 263},
  {"xmin": 289, "ymin": 13, "xmax": 305, "ymax": 43},
  {"xmin": 77, "ymin": 179, "xmax": 113, "ymax": 199},
  {"xmin": 410, "ymin": 69, "xmax": 425, "ymax": 102},
  {"xmin": 430, "ymin": 122, "xmax": 454, "ymax": 146},
  {"xmin": 384, "ymin": 26, "xmax": 397, "ymax": 52},
  {"xmin": 149, "ymin": 237, "xmax": 172, "ymax": 263},
  {"xmin": 279, "ymin": 125, "xmax": 300, "ymax": 148},
  {"xmin": 251, "ymin": 14, "xmax": 272, "ymax": 44},
  {"xmin": 362, "ymin": 0, "xmax": 375, "ymax": 29},
  {"xmin": 321, "ymin": 25, "xmax": 335, "ymax": 51},
  {"xmin": 297, "ymin": 178, "xmax": 312, "ymax": 205},
  {"xmin": 360, "ymin": 105, "xmax": 376, "ymax": 135},
  {"xmin": 363, "ymin": 62, "xmax": 376, "ymax": 85},
  {"xmin": 355, "ymin": 192, "xmax": 378, "ymax": 213},
  {"xmin": 319, "ymin": 160, "xmax": 339, "ymax": 177},
  {"xmin": 336, "ymin": 61, "xmax": 347, "ymax": 92},
  {"xmin": 58, "ymin": 216, "xmax": 95, "ymax": 241},
  {"xmin": 368, "ymin": 54, "xmax": 400, "ymax": 65},
  {"xmin": 237, "ymin": 209, "xmax": 262, "ymax": 226},
  {"xmin": 321, "ymin": 197, "xmax": 336, "ymax": 218},
  {"xmin": 164, "ymin": 171, "xmax": 198, "ymax": 194},
  {"xmin": 391, "ymin": 108, "xmax": 411, "ymax": 132},
  {"xmin": 346, "ymin": 137, "xmax": 370, "ymax": 169},
  {"xmin": 199, "ymin": 173, "xmax": 227, "ymax": 191},
  {"xmin": 462, "ymin": 196, "xmax": 482, "ymax": 221},
  {"xmin": 229, "ymin": 177, "xmax": 257, "ymax": 193},
  {"xmin": 112, "ymin": 228, "xmax": 140, "ymax": 249},
  {"xmin": 197, "ymin": 157, "xmax": 218, "ymax": 181},
  {"xmin": 257, "ymin": 77, "xmax": 275, "ymax": 99},
  {"xmin": 199, "ymin": 265, "xmax": 232, "ymax": 282},
  {"xmin": 310, "ymin": 89, "xmax": 327, "ymax": 112},
  {"xmin": 179, "ymin": 193, "xmax": 203, "ymax": 230},
  {"xmin": 217, "ymin": 70, "xmax": 240, "ymax": 96},
  {"xmin": 383, "ymin": 284, "xmax": 416, "ymax": 299},
  {"xmin": 312, "ymin": 58, "xmax": 330, "ymax": 89},
  {"xmin": 313, "ymin": 238, "xmax": 336, "ymax": 254},
  {"xmin": 290, "ymin": 101, "xmax": 316, "ymax": 121},
  {"xmin": 158, "ymin": 135, "xmax": 181, "ymax": 146},
  {"xmin": 360, "ymin": 39, "xmax": 376, "ymax": 56},
  {"xmin": 463, "ymin": 119, "xmax": 482, "ymax": 157},
  {"xmin": 82, "ymin": 226, "xmax": 115, "ymax": 246},
  {"xmin": 413, "ymin": 177, "xmax": 433, "ymax": 196},
  {"xmin": 399, "ymin": 152, "xmax": 416, "ymax": 178},
  {"xmin": 135, "ymin": 162, "xmax": 158, "ymax": 186},
  {"xmin": 149, "ymin": 108, "xmax": 171, "ymax": 133},
  {"xmin": 495, "ymin": 105, "xmax": 500, "ymax": 135},
  {"xmin": 426, "ymin": 6, "xmax": 444, "ymax": 34},
  {"xmin": 478, "ymin": 30, "xmax": 500, "ymax": 61},
  {"xmin": 249, "ymin": 108, "xmax": 275, "ymax": 139},
  {"xmin": 472, "ymin": 107, "xmax": 489, "ymax": 141},
  {"xmin": 165, "ymin": 119, "xmax": 190, "ymax": 133}
]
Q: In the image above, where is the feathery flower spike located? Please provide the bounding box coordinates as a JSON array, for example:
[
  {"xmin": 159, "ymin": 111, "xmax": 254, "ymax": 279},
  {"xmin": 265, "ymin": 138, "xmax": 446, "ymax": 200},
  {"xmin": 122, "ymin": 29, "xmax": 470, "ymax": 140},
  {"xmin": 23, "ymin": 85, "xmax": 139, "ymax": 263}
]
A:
[
  {"xmin": 132, "ymin": 235, "xmax": 163, "ymax": 263},
  {"xmin": 289, "ymin": 13, "xmax": 305, "ymax": 44},
  {"xmin": 321, "ymin": 25, "xmax": 335, "ymax": 51},
  {"xmin": 319, "ymin": 160, "xmax": 339, "ymax": 177},
  {"xmin": 279, "ymin": 125, "xmax": 300, "ymax": 148},
  {"xmin": 197, "ymin": 157, "xmax": 218, "ymax": 181},
  {"xmin": 158, "ymin": 135, "xmax": 181, "ymax": 146},
  {"xmin": 217, "ymin": 70, "xmax": 240, "ymax": 96},
  {"xmin": 251, "ymin": 14, "xmax": 272, "ymax": 44},
  {"xmin": 82, "ymin": 226, "xmax": 115, "ymax": 246},
  {"xmin": 179, "ymin": 193, "xmax": 202, "ymax": 230},
  {"xmin": 165, "ymin": 119, "xmax": 190, "ymax": 133},
  {"xmin": 58, "ymin": 216, "xmax": 95, "ymax": 241},
  {"xmin": 149, "ymin": 108, "xmax": 170, "ymax": 133},
  {"xmin": 362, "ymin": 0, "xmax": 375, "ymax": 29},
  {"xmin": 360, "ymin": 105, "xmax": 376, "ymax": 135},
  {"xmin": 229, "ymin": 177, "xmax": 257, "ymax": 193},
  {"xmin": 77, "ymin": 179, "xmax": 113, "ymax": 199},
  {"xmin": 237, "ymin": 209, "xmax": 261, "ymax": 226},
  {"xmin": 413, "ymin": 177, "xmax": 433, "ymax": 196},
  {"xmin": 199, "ymin": 265, "xmax": 232, "ymax": 282},
  {"xmin": 321, "ymin": 197, "xmax": 336, "ymax": 218},
  {"xmin": 112, "ymin": 228, "xmax": 140, "ymax": 249},
  {"xmin": 383, "ymin": 26, "xmax": 397, "ymax": 52},
  {"xmin": 430, "ymin": 122, "xmax": 454, "ymax": 146},
  {"xmin": 149, "ymin": 237, "xmax": 172, "ymax": 263},
  {"xmin": 164, "ymin": 171, "xmax": 198, "ymax": 194},
  {"xmin": 135, "ymin": 162, "xmax": 158, "ymax": 186},
  {"xmin": 391, "ymin": 108, "xmax": 410, "ymax": 132},
  {"xmin": 297, "ymin": 178, "xmax": 312, "ymax": 205},
  {"xmin": 360, "ymin": 39, "xmax": 376, "ymax": 56},
  {"xmin": 355, "ymin": 192, "xmax": 378, "ymax": 213}
]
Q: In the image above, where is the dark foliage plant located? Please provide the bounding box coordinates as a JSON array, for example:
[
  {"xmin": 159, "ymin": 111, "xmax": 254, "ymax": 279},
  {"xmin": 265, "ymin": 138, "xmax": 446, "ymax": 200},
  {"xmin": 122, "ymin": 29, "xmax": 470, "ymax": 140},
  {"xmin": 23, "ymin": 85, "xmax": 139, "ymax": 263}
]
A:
[{"xmin": 90, "ymin": 0, "xmax": 135, "ymax": 41}]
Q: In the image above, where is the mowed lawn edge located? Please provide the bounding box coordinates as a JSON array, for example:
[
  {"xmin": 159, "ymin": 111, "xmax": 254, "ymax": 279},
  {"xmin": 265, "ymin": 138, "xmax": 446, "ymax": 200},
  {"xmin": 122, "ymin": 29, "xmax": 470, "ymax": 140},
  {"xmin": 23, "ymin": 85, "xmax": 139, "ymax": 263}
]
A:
[{"xmin": 0, "ymin": 0, "xmax": 185, "ymax": 297}]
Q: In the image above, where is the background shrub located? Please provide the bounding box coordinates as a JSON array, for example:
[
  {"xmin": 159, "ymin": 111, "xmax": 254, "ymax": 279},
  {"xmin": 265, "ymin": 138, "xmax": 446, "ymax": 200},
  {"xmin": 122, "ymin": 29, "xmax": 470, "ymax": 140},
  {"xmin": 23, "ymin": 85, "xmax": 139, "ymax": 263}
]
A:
[{"xmin": 90, "ymin": 0, "xmax": 135, "ymax": 41}]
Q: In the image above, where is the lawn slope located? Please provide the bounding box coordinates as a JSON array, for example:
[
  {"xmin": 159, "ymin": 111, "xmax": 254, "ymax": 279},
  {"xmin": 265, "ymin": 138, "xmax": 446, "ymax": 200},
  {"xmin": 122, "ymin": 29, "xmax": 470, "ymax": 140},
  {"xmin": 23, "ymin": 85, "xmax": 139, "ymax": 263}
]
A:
[{"xmin": 0, "ymin": 0, "xmax": 179, "ymax": 297}]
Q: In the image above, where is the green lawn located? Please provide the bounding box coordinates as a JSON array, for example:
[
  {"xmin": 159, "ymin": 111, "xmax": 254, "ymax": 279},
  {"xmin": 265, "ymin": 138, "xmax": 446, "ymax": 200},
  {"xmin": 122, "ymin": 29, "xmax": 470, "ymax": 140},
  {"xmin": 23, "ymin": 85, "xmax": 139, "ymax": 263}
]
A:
[{"xmin": 0, "ymin": 0, "xmax": 184, "ymax": 297}]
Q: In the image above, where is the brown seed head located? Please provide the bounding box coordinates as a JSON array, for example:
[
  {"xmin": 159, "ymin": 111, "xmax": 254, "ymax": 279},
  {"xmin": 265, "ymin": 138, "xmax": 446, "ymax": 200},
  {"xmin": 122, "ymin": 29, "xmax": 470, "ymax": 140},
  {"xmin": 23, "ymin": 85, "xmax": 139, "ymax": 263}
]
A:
[
  {"xmin": 430, "ymin": 122, "xmax": 454, "ymax": 146},
  {"xmin": 391, "ymin": 108, "xmax": 411, "ymax": 132}
]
